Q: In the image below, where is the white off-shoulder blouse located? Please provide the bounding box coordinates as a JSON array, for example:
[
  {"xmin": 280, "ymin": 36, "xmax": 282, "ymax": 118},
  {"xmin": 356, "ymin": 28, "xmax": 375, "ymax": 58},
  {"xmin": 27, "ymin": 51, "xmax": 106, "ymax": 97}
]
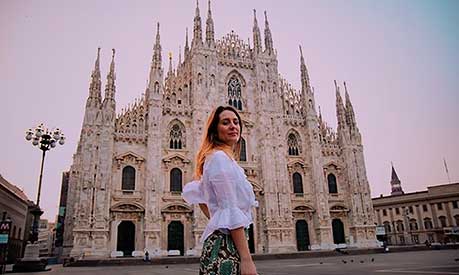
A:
[{"xmin": 182, "ymin": 150, "xmax": 258, "ymax": 243}]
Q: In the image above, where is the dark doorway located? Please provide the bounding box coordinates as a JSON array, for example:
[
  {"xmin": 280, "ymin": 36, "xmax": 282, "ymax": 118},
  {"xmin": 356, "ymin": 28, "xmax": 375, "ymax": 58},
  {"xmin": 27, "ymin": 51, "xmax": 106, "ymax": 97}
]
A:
[
  {"xmin": 117, "ymin": 221, "xmax": 135, "ymax": 256},
  {"xmin": 332, "ymin": 219, "xmax": 345, "ymax": 244},
  {"xmin": 296, "ymin": 220, "xmax": 310, "ymax": 251},
  {"xmin": 167, "ymin": 221, "xmax": 184, "ymax": 255},
  {"xmin": 248, "ymin": 224, "xmax": 255, "ymax": 253}
]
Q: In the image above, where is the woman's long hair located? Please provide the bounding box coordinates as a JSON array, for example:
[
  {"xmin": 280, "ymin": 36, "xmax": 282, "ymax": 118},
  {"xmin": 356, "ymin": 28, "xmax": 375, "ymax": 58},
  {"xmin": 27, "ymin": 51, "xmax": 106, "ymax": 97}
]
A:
[{"xmin": 194, "ymin": 106, "xmax": 243, "ymax": 179}]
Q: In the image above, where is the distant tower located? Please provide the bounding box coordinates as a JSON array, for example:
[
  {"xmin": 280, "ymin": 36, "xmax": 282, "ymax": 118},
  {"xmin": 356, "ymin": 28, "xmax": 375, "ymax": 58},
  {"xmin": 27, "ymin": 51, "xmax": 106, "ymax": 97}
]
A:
[{"xmin": 390, "ymin": 163, "xmax": 404, "ymax": 195}]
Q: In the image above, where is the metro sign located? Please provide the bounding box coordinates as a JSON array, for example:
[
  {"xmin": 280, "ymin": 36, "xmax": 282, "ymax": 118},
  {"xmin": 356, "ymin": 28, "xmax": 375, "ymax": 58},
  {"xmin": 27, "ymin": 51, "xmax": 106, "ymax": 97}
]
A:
[
  {"xmin": 0, "ymin": 222, "xmax": 10, "ymax": 232},
  {"xmin": 0, "ymin": 220, "xmax": 11, "ymax": 245}
]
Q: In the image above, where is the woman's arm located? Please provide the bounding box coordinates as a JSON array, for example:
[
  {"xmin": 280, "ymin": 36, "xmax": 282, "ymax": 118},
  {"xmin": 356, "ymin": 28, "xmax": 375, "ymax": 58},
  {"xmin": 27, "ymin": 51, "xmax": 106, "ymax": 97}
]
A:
[
  {"xmin": 230, "ymin": 227, "xmax": 257, "ymax": 275},
  {"xmin": 199, "ymin": 203, "xmax": 210, "ymax": 219}
]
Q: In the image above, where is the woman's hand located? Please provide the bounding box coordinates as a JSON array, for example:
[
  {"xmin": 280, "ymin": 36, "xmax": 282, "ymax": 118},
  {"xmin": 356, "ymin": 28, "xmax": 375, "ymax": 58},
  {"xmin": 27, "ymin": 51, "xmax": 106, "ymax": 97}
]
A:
[
  {"xmin": 240, "ymin": 258, "xmax": 257, "ymax": 275},
  {"xmin": 198, "ymin": 203, "xmax": 210, "ymax": 219},
  {"xmin": 230, "ymin": 227, "xmax": 258, "ymax": 274}
]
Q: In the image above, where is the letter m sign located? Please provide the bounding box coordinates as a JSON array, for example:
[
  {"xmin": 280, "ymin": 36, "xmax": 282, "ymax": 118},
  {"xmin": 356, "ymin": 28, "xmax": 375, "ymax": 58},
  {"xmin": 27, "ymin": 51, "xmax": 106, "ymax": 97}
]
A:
[{"xmin": 0, "ymin": 221, "xmax": 11, "ymax": 233}]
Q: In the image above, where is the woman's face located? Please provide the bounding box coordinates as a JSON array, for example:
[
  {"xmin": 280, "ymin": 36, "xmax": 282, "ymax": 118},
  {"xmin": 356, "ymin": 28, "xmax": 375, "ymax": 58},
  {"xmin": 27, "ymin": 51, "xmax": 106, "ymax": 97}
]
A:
[{"xmin": 217, "ymin": 110, "xmax": 240, "ymax": 146}]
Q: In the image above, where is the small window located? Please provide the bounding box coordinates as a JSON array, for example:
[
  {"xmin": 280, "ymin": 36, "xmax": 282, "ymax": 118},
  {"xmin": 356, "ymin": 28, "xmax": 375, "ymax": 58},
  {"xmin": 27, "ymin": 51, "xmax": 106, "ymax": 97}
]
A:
[
  {"xmin": 437, "ymin": 203, "xmax": 443, "ymax": 210},
  {"xmin": 239, "ymin": 138, "xmax": 247, "ymax": 161},
  {"xmin": 292, "ymin": 173, "xmax": 303, "ymax": 194},
  {"xmin": 399, "ymin": 236, "xmax": 405, "ymax": 244},
  {"xmin": 395, "ymin": 208, "xmax": 400, "ymax": 215},
  {"xmin": 422, "ymin": 205, "xmax": 428, "ymax": 212},
  {"xmin": 452, "ymin": 201, "xmax": 458, "ymax": 209},
  {"xmin": 170, "ymin": 168, "xmax": 182, "ymax": 193},
  {"xmin": 382, "ymin": 209, "xmax": 387, "ymax": 216},
  {"xmin": 439, "ymin": 216, "xmax": 447, "ymax": 228},
  {"xmin": 122, "ymin": 166, "xmax": 136, "ymax": 190},
  {"xmin": 409, "ymin": 206, "xmax": 413, "ymax": 214},
  {"xmin": 424, "ymin": 218, "xmax": 433, "ymax": 229},
  {"xmin": 409, "ymin": 219, "xmax": 418, "ymax": 231},
  {"xmin": 383, "ymin": 222, "xmax": 391, "ymax": 233},
  {"xmin": 396, "ymin": 220, "xmax": 404, "ymax": 232},
  {"xmin": 327, "ymin": 174, "xmax": 338, "ymax": 194}
]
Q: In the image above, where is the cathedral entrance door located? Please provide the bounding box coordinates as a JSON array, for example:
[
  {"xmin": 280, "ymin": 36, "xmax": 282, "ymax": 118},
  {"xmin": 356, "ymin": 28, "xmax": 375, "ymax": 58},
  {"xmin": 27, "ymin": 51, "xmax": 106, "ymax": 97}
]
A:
[
  {"xmin": 332, "ymin": 218, "xmax": 345, "ymax": 244},
  {"xmin": 117, "ymin": 221, "xmax": 135, "ymax": 256},
  {"xmin": 167, "ymin": 221, "xmax": 184, "ymax": 255},
  {"xmin": 295, "ymin": 220, "xmax": 310, "ymax": 251},
  {"xmin": 248, "ymin": 224, "xmax": 255, "ymax": 253}
]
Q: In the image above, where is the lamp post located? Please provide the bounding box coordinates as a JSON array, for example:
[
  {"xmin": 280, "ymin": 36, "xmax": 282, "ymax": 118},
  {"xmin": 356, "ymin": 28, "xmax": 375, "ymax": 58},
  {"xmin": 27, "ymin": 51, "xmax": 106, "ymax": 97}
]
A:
[{"xmin": 25, "ymin": 124, "xmax": 65, "ymax": 243}]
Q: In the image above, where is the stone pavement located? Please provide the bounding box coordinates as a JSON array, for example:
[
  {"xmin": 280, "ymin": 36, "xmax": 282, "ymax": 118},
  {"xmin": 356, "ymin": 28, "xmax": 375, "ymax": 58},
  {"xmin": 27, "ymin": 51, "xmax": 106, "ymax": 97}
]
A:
[{"xmin": 9, "ymin": 249, "xmax": 459, "ymax": 275}]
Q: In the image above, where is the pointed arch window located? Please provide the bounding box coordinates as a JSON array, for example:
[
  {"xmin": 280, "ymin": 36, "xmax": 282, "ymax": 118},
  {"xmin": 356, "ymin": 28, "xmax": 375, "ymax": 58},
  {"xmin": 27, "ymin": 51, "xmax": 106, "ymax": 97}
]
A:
[
  {"xmin": 122, "ymin": 166, "xmax": 136, "ymax": 190},
  {"xmin": 170, "ymin": 124, "xmax": 184, "ymax": 149},
  {"xmin": 170, "ymin": 168, "xmax": 182, "ymax": 193},
  {"xmin": 293, "ymin": 172, "xmax": 303, "ymax": 194},
  {"xmin": 239, "ymin": 138, "xmax": 247, "ymax": 161},
  {"xmin": 327, "ymin": 173, "xmax": 338, "ymax": 194},
  {"xmin": 228, "ymin": 75, "xmax": 242, "ymax": 111},
  {"xmin": 287, "ymin": 133, "xmax": 300, "ymax": 156}
]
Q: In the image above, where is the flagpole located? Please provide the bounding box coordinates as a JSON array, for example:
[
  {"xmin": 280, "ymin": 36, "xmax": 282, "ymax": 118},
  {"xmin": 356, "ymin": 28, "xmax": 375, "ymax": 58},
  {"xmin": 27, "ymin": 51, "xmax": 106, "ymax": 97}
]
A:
[{"xmin": 443, "ymin": 158, "xmax": 451, "ymax": 184}]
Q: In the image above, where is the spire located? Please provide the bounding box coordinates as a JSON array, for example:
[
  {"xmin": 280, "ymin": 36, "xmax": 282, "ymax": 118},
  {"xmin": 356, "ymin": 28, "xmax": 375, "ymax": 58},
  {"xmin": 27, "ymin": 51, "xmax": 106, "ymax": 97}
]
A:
[
  {"xmin": 184, "ymin": 28, "xmax": 190, "ymax": 59},
  {"xmin": 264, "ymin": 11, "xmax": 273, "ymax": 55},
  {"xmin": 205, "ymin": 0, "xmax": 215, "ymax": 46},
  {"xmin": 167, "ymin": 52, "xmax": 173, "ymax": 77},
  {"xmin": 178, "ymin": 46, "xmax": 182, "ymax": 65},
  {"xmin": 390, "ymin": 163, "xmax": 404, "ymax": 195},
  {"xmin": 87, "ymin": 47, "xmax": 102, "ymax": 106},
  {"xmin": 344, "ymin": 81, "xmax": 357, "ymax": 128},
  {"xmin": 152, "ymin": 22, "xmax": 162, "ymax": 70},
  {"xmin": 318, "ymin": 105, "xmax": 323, "ymax": 124},
  {"xmin": 103, "ymin": 49, "xmax": 116, "ymax": 111},
  {"xmin": 299, "ymin": 45, "xmax": 311, "ymax": 93},
  {"xmin": 335, "ymin": 80, "xmax": 346, "ymax": 130},
  {"xmin": 252, "ymin": 9, "xmax": 262, "ymax": 53},
  {"xmin": 192, "ymin": 0, "xmax": 203, "ymax": 47}
]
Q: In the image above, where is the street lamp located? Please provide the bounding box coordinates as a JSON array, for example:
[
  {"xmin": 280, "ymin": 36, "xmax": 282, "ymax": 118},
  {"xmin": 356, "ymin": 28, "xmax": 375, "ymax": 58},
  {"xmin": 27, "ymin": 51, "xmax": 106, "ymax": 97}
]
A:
[{"xmin": 25, "ymin": 123, "xmax": 65, "ymax": 243}]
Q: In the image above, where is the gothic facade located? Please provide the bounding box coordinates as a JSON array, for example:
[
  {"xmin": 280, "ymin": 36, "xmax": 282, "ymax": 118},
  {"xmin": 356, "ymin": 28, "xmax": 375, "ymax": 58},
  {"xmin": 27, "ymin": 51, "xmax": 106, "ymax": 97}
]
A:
[{"xmin": 63, "ymin": 2, "xmax": 377, "ymax": 258}]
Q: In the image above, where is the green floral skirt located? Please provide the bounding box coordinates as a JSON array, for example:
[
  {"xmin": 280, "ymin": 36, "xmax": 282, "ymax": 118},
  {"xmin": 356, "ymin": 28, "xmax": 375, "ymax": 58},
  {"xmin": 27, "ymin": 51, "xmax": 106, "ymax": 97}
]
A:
[{"xmin": 199, "ymin": 230, "xmax": 241, "ymax": 275}]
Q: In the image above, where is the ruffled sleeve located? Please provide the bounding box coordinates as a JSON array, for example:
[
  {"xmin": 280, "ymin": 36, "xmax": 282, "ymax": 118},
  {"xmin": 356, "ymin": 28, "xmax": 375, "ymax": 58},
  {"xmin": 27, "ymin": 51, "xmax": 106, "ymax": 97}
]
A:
[
  {"xmin": 182, "ymin": 180, "xmax": 206, "ymax": 205},
  {"xmin": 205, "ymin": 151, "xmax": 252, "ymax": 231}
]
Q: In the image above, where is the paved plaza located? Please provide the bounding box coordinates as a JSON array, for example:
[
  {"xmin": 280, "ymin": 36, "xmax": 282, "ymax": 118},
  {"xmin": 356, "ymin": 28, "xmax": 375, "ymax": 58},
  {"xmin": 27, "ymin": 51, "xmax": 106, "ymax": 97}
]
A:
[{"xmin": 9, "ymin": 250, "xmax": 459, "ymax": 275}]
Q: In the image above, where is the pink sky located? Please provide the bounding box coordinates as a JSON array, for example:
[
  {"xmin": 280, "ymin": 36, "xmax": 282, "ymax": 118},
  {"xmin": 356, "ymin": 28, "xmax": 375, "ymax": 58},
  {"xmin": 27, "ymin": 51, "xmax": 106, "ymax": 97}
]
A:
[{"xmin": 1, "ymin": 0, "xmax": 458, "ymax": 220}]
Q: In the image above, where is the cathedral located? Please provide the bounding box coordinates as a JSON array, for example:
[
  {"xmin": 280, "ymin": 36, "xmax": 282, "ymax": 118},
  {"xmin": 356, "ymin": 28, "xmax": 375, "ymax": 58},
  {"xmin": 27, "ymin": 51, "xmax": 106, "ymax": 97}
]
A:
[{"xmin": 63, "ymin": 1, "xmax": 378, "ymax": 258}]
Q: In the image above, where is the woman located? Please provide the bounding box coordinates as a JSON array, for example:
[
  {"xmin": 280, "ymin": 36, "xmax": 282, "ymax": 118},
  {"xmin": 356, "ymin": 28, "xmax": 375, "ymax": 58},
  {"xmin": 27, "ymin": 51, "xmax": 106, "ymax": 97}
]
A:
[{"xmin": 183, "ymin": 106, "xmax": 259, "ymax": 275}]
